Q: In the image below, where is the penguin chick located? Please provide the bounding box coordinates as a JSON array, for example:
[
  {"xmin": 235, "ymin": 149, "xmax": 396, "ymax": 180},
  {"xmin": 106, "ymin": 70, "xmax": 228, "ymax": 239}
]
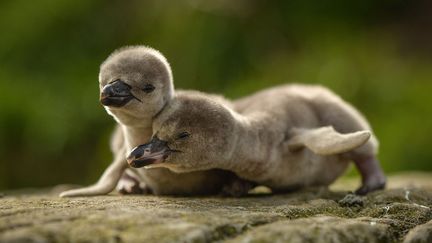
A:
[
  {"xmin": 127, "ymin": 84, "xmax": 386, "ymax": 195},
  {"xmin": 60, "ymin": 46, "xmax": 244, "ymax": 197}
]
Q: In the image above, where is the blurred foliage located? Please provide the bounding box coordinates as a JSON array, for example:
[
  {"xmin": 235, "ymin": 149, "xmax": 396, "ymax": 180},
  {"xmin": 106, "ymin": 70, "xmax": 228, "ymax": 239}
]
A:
[{"xmin": 0, "ymin": 0, "xmax": 431, "ymax": 190}]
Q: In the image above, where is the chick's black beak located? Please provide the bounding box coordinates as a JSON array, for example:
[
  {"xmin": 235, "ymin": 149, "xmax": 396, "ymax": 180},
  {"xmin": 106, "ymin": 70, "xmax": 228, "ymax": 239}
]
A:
[
  {"xmin": 100, "ymin": 80, "xmax": 140, "ymax": 107},
  {"xmin": 127, "ymin": 137, "xmax": 171, "ymax": 168}
]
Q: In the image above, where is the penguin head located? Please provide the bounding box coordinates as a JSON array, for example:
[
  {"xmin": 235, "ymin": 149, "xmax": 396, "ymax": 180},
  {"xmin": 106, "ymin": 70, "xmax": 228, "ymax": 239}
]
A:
[
  {"xmin": 99, "ymin": 46, "xmax": 174, "ymax": 124},
  {"xmin": 126, "ymin": 93, "xmax": 238, "ymax": 173}
]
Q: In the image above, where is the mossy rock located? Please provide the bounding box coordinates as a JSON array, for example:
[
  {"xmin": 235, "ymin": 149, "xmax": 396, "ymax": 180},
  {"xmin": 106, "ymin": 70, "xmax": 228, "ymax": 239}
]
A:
[
  {"xmin": 0, "ymin": 172, "xmax": 431, "ymax": 242},
  {"xmin": 227, "ymin": 216, "xmax": 393, "ymax": 243},
  {"xmin": 404, "ymin": 220, "xmax": 432, "ymax": 243}
]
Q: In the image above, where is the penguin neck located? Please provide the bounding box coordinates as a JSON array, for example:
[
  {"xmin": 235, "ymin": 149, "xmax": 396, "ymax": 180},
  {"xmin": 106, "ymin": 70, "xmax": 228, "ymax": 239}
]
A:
[
  {"xmin": 112, "ymin": 93, "xmax": 175, "ymax": 151},
  {"xmin": 121, "ymin": 124, "xmax": 153, "ymax": 151},
  {"xmin": 221, "ymin": 114, "xmax": 272, "ymax": 180}
]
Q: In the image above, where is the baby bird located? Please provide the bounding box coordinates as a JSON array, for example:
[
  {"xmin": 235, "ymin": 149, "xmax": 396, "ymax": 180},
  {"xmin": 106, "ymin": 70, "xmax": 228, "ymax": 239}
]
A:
[
  {"xmin": 127, "ymin": 85, "xmax": 386, "ymax": 195},
  {"xmin": 60, "ymin": 46, "xmax": 244, "ymax": 197}
]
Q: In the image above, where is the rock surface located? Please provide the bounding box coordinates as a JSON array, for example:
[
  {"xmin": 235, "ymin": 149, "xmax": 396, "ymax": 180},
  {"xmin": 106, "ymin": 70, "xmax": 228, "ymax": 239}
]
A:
[{"xmin": 0, "ymin": 172, "xmax": 431, "ymax": 243}]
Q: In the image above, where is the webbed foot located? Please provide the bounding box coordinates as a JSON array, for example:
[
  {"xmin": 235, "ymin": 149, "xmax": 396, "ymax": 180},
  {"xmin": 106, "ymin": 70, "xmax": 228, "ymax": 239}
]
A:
[
  {"xmin": 117, "ymin": 170, "xmax": 152, "ymax": 195},
  {"xmin": 221, "ymin": 178, "xmax": 255, "ymax": 197},
  {"xmin": 354, "ymin": 156, "xmax": 386, "ymax": 195}
]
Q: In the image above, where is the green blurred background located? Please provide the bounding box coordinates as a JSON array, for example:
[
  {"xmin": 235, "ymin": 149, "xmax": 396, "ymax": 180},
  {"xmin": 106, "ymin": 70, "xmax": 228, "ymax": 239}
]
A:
[{"xmin": 1, "ymin": 0, "xmax": 431, "ymax": 190}]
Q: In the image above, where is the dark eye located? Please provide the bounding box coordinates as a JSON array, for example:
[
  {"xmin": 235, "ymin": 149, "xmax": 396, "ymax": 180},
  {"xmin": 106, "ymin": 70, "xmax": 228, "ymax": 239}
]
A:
[
  {"xmin": 142, "ymin": 84, "xmax": 155, "ymax": 93},
  {"xmin": 177, "ymin": 131, "xmax": 190, "ymax": 140}
]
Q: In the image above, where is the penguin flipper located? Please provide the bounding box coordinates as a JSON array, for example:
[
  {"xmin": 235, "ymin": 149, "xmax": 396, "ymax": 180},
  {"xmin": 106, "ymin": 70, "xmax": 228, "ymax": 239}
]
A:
[{"xmin": 287, "ymin": 126, "xmax": 371, "ymax": 155}]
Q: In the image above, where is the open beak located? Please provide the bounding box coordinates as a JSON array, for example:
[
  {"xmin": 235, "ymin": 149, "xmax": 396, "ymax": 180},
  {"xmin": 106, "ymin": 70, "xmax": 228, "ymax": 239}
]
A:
[
  {"xmin": 127, "ymin": 137, "xmax": 172, "ymax": 168},
  {"xmin": 100, "ymin": 80, "xmax": 141, "ymax": 107}
]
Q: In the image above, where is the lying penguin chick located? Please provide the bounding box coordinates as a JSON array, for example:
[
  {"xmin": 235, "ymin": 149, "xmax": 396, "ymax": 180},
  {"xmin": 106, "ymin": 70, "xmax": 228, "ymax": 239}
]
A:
[
  {"xmin": 60, "ymin": 46, "xmax": 247, "ymax": 197},
  {"xmin": 127, "ymin": 85, "xmax": 386, "ymax": 195}
]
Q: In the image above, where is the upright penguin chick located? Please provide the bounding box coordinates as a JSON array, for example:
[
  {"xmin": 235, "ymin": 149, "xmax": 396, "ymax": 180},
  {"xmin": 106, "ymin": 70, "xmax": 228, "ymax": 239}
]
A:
[
  {"xmin": 127, "ymin": 85, "xmax": 386, "ymax": 195},
  {"xmin": 60, "ymin": 46, "xmax": 243, "ymax": 197}
]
